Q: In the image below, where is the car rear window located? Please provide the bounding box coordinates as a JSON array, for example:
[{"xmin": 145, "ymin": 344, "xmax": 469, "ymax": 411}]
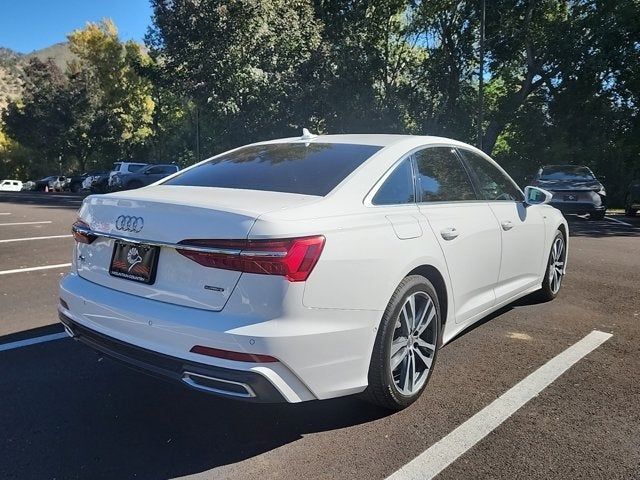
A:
[{"xmin": 163, "ymin": 143, "xmax": 382, "ymax": 196}]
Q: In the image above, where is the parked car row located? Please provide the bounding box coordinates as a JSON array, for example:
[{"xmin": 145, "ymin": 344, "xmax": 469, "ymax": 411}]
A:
[
  {"xmin": 108, "ymin": 163, "xmax": 179, "ymax": 191},
  {"xmin": 10, "ymin": 162, "xmax": 180, "ymax": 195},
  {"xmin": 3, "ymin": 161, "xmax": 638, "ymax": 218}
]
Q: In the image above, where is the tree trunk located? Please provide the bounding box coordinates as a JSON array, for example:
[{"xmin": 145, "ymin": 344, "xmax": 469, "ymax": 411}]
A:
[{"xmin": 482, "ymin": 120, "xmax": 504, "ymax": 154}]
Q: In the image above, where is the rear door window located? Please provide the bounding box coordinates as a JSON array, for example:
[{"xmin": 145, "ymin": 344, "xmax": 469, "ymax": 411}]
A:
[
  {"xmin": 414, "ymin": 147, "xmax": 477, "ymax": 202},
  {"xmin": 127, "ymin": 164, "xmax": 147, "ymax": 173},
  {"xmin": 164, "ymin": 143, "xmax": 382, "ymax": 196}
]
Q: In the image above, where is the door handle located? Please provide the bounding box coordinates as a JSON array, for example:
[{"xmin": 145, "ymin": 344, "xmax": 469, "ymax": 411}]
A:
[
  {"xmin": 440, "ymin": 227, "xmax": 459, "ymax": 241},
  {"xmin": 501, "ymin": 220, "xmax": 514, "ymax": 231}
]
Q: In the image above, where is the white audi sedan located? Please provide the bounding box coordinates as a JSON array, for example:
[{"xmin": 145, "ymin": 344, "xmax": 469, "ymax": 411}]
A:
[{"xmin": 59, "ymin": 133, "xmax": 568, "ymax": 410}]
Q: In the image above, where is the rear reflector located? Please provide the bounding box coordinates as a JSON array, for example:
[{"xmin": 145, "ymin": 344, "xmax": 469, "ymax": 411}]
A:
[
  {"xmin": 72, "ymin": 219, "xmax": 97, "ymax": 244},
  {"xmin": 190, "ymin": 345, "xmax": 278, "ymax": 363},
  {"xmin": 177, "ymin": 235, "xmax": 325, "ymax": 282}
]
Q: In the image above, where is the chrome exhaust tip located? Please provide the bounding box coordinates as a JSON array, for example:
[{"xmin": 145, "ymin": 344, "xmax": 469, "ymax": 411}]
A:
[
  {"xmin": 63, "ymin": 324, "xmax": 75, "ymax": 338},
  {"xmin": 181, "ymin": 371, "xmax": 256, "ymax": 398}
]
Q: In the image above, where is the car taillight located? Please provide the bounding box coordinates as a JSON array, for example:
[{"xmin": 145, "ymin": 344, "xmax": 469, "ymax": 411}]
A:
[
  {"xmin": 72, "ymin": 219, "xmax": 97, "ymax": 244},
  {"xmin": 176, "ymin": 235, "xmax": 325, "ymax": 282}
]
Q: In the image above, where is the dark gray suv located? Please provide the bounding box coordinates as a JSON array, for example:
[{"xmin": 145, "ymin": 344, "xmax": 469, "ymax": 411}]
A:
[
  {"xmin": 531, "ymin": 165, "xmax": 607, "ymax": 220},
  {"xmin": 109, "ymin": 164, "xmax": 180, "ymax": 191}
]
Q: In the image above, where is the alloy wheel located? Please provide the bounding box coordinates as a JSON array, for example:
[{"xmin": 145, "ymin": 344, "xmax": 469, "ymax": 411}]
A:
[
  {"xmin": 549, "ymin": 236, "xmax": 565, "ymax": 294},
  {"xmin": 389, "ymin": 292, "xmax": 437, "ymax": 396}
]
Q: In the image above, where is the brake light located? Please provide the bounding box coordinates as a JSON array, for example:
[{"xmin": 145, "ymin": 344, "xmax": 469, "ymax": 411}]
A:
[
  {"xmin": 72, "ymin": 219, "xmax": 97, "ymax": 244},
  {"xmin": 177, "ymin": 235, "xmax": 325, "ymax": 282},
  {"xmin": 190, "ymin": 345, "xmax": 278, "ymax": 363}
]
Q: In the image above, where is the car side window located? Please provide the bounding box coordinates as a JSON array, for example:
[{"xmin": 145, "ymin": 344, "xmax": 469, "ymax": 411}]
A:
[
  {"xmin": 372, "ymin": 159, "xmax": 415, "ymax": 205},
  {"xmin": 128, "ymin": 164, "xmax": 146, "ymax": 173},
  {"xmin": 146, "ymin": 166, "xmax": 163, "ymax": 174},
  {"xmin": 414, "ymin": 147, "xmax": 477, "ymax": 202},
  {"xmin": 458, "ymin": 149, "xmax": 523, "ymax": 201}
]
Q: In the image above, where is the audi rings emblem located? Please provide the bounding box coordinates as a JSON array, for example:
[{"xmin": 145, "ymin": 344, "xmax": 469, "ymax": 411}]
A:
[{"xmin": 115, "ymin": 215, "xmax": 144, "ymax": 233}]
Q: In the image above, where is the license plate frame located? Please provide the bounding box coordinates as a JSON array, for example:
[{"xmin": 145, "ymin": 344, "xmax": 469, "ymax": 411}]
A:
[{"xmin": 109, "ymin": 241, "xmax": 160, "ymax": 285}]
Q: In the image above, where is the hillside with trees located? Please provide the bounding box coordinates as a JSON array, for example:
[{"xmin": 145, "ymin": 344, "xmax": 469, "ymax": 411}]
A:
[{"xmin": 1, "ymin": 1, "xmax": 638, "ymax": 205}]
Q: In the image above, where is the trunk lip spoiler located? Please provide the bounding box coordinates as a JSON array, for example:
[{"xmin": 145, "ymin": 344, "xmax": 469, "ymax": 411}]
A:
[{"xmin": 71, "ymin": 223, "xmax": 288, "ymax": 258}]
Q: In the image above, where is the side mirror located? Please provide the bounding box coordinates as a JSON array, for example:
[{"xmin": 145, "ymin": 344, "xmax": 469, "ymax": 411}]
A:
[{"xmin": 524, "ymin": 186, "xmax": 553, "ymax": 206}]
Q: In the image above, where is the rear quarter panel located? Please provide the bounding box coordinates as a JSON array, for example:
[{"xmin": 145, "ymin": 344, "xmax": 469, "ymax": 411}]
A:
[{"xmin": 250, "ymin": 206, "xmax": 452, "ymax": 317}]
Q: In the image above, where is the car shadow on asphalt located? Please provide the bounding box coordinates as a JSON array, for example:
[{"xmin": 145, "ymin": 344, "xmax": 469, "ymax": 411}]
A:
[
  {"xmin": 0, "ymin": 337, "xmax": 389, "ymax": 479},
  {"xmin": 446, "ymin": 291, "xmax": 551, "ymax": 346}
]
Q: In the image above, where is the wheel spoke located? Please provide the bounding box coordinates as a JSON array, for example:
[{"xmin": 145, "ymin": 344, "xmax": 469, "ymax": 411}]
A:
[
  {"xmin": 391, "ymin": 336, "xmax": 407, "ymax": 356},
  {"xmin": 401, "ymin": 354, "xmax": 412, "ymax": 392},
  {"xmin": 415, "ymin": 337, "xmax": 435, "ymax": 352},
  {"xmin": 414, "ymin": 346, "xmax": 433, "ymax": 369},
  {"xmin": 415, "ymin": 301, "xmax": 434, "ymax": 335},
  {"xmin": 391, "ymin": 344, "xmax": 408, "ymax": 371},
  {"xmin": 408, "ymin": 352, "xmax": 416, "ymax": 392},
  {"xmin": 400, "ymin": 305, "xmax": 411, "ymax": 333},
  {"xmin": 407, "ymin": 295, "xmax": 417, "ymax": 330}
]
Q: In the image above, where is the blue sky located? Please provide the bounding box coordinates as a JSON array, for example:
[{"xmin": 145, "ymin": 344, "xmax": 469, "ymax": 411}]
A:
[{"xmin": 0, "ymin": 0, "xmax": 153, "ymax": 53}]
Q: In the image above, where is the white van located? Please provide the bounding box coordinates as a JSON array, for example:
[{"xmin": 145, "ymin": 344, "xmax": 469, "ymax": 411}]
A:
[{"xmin": 0, "ymin": 179, "xmax": 23, "ymax": 191}]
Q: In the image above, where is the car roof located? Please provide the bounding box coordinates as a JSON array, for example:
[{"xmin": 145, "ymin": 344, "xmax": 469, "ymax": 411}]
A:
[
  {"xmin": 542, "ymin": 164, "xmax": 590, "ymax": 169},
  {"xmin": 255, "ymin": 133, "xmax": 472, "ymax": 148}
]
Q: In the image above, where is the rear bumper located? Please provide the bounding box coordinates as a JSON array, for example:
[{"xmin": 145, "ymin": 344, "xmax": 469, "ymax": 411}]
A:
[
  {"xmin": 549, "ymin": 190, "xmax": 606, "ymax": 215},
  {"xmin": 549, "ymin": 201, "xmax": 605, "ymax": 214},
  {"xmin": 59, "ymin": 312, "xmax": 285, "ymax": 402},
  {"xmin": 59, "ymin": 272, "xmax": 380, "ymax": 403}
]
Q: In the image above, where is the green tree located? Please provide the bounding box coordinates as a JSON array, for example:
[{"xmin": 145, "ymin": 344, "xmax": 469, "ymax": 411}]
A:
[
  {"xmin": 2, "ymin": 58, "xmax": 71, "ymax": 174},
  {"xmin": 68, "ymin": 19, "xmax": 156, "ymax": 162},
  {"xmin": 147, "ymin": 0, "xmax": 322, "ymax": 152}
]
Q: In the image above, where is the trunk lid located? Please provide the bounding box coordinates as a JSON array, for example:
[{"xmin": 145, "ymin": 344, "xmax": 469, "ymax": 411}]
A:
[{"xmin": 76, "ymin": 186, "xmax": 320, "ymax": 311}]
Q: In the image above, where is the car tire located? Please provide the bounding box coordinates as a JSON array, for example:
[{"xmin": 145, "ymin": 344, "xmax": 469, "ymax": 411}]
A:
[
  {"xmin": 538, "ymin": 230, "xmax": 566, "ymax": 302},
  {"xmin": 70, "ymin": 183, "xmax": 81, "ymax": 193},
  {"xmin": 589, "ymin": 210, "xmax": 605, "ymax": 220},
  {"xmin": 363, "ymin": 275, "xmax": 441, "ymax": 411},
  {"xmin": 625, "ymin": 200, "xmax": 637, "ymax": 217}
]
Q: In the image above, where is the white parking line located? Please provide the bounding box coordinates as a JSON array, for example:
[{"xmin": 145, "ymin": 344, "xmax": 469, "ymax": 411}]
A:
[
  {"xmin": 605, "ymin": 216, "xmax": 633, "ymax": 227},
  {"xmin": 0, "ymin": 263, "xmax": 71, "ymax": 275},
  {"xmin": 386, "ymin": 330, "xmax": 612, "ymax": 480},
  {"xmin": 0, "ymin": 221, "xmax": 52, "ymax": 226},
  {"xmin": 0, "ymin": 234, "xmax": 73, "ymax": 244},
  {"xmin": 0, "ymin": 332, "xmax": 68, "ymax": 352},
  {"xmin": 0, "ymin": 212, "xmax": 11, "ymax": 215}
]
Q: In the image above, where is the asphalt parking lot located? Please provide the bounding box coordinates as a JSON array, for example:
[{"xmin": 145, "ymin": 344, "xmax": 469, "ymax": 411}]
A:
[{"xmin": 1, "ymin": 191, "xmax": 639, "ymax": 480}]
